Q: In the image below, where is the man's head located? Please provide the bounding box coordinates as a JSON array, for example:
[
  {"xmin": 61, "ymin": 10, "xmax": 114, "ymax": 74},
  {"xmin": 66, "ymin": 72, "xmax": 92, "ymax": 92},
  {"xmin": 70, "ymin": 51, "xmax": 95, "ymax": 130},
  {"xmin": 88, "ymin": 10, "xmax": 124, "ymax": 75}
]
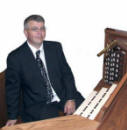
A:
[{"xmin": 24, "ymin": 15, "xmax": 46, "ymax": 48}]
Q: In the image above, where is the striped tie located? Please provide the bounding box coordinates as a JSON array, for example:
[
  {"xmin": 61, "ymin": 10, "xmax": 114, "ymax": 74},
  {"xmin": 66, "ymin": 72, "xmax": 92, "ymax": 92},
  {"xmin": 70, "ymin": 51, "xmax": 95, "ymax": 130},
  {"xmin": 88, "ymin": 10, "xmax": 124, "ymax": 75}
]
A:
[{"xmin": 36, "ymin": 50, "xmax": 54, "ymax": 104}]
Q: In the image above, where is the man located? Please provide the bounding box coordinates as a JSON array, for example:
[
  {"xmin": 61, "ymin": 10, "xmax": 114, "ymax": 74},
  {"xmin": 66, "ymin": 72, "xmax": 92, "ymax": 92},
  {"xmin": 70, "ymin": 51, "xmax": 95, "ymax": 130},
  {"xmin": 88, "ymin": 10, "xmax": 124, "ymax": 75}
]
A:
[{"xmin": 5, "ymin": 15, "xmax": 84, "ymax": 126}]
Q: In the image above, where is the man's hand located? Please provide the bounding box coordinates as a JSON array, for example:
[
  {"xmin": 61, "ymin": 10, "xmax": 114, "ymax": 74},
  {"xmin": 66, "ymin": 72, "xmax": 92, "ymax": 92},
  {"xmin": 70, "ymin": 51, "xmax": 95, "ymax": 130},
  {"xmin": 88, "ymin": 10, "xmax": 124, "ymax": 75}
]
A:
[
  {"xmin": 5, "ymin": 119, "xmax": 17, "ymax": 127},
  {"xmin": 64, "ymin": 100, "xmax": 76, "ymax": 115}
]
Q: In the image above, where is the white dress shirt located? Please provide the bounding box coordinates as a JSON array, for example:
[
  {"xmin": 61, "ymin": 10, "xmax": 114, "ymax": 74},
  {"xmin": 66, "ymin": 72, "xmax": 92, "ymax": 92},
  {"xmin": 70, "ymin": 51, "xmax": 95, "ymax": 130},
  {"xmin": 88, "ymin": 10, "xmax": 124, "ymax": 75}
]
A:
[{"xmin": 27, "ymin": 42, "xmax": 60, "ymax": 102}]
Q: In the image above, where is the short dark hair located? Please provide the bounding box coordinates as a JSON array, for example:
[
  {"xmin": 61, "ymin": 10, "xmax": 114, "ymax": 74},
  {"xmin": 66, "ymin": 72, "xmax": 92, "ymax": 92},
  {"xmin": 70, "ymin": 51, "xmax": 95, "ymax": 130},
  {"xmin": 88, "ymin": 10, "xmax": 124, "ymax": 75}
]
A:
[{"xmin": 24, "ymin": 14, "xmax": 45, "ymax": 29}]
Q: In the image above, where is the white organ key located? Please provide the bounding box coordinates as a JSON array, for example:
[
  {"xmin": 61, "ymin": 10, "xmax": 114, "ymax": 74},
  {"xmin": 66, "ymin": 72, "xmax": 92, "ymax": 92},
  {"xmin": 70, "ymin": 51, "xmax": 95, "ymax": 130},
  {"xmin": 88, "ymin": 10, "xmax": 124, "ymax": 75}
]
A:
[
  {"xmin": 89, "ymin": 83, "xmax": 117, "ymax": 120},
  {"xmin": 81, "ymin": 87, "xmax": 108, "ymax": 118},
  {"xmin": 74, "ymin": 91, "xmax": 97, "ymax": 115},
  {"xmin": 108, "ymin": 83, "xmax": 117, "ymax": 94}
]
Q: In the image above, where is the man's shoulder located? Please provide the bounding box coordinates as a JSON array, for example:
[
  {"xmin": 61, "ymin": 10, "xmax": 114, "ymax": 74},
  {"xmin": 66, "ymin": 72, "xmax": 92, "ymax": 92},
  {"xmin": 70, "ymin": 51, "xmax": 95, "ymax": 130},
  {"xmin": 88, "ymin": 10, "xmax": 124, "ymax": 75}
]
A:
[
  {"xmin": 7, "ymin": 42, "xmax": 27, "ymax": 59},
  {"xmin": 44, "ymin": 40, "xmax": 62, "ymax": 48}
]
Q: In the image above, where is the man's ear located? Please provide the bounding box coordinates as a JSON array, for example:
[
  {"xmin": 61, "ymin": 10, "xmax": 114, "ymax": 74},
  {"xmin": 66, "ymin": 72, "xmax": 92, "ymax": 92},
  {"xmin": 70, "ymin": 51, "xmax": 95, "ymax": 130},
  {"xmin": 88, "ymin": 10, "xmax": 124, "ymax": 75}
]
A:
[{"xmin": 24, "ymin": 29, "xmax": 28, "ymax": 37}]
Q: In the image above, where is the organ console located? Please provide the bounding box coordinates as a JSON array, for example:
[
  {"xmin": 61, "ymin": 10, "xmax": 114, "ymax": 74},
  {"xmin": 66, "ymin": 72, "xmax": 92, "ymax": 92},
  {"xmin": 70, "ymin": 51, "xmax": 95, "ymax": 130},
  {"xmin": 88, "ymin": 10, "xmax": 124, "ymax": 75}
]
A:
[{"xmin": 1, "ymin": 28, "xmax": 127, "ymax": 130}]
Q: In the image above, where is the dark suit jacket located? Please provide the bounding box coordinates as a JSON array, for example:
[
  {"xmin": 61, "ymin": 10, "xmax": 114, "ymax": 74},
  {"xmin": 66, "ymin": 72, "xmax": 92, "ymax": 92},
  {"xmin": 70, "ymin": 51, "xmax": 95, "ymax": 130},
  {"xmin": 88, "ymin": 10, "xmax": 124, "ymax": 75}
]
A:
[{"xmin": 5, "ymin": 41, "xmax": 84, "ymax": 121}]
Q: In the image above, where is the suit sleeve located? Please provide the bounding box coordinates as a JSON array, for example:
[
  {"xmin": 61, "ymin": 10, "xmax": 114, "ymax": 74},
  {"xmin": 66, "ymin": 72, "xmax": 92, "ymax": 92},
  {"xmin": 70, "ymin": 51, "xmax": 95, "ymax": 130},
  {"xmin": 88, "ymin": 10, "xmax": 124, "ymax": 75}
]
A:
[
  {"xmin": 56, "ymin": 43, "xmax": 77, "ymax": 100},
  {"xmin": 5, "ymin": 53, "xmax": 21, "ymax": 119}
]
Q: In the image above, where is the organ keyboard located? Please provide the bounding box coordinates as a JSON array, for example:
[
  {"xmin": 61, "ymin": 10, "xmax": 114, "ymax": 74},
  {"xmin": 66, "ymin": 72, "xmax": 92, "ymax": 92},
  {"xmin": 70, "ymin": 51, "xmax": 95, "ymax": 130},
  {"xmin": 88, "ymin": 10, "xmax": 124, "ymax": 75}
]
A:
[
  {"xmin": 2, "ymin": 28, "xmax": 127, "ymax": 130},
  {"xmin": 74, "ymin": 83, "xmax": 117, "ymax": 120}
]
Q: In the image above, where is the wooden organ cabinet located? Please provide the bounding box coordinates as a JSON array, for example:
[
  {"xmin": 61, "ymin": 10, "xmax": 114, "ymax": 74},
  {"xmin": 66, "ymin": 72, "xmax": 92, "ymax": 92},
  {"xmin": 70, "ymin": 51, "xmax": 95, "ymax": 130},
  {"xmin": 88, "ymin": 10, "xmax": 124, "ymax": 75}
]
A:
[{"xmin": 1, "ymin": 28, "xmax": 127, "ymax": 130}]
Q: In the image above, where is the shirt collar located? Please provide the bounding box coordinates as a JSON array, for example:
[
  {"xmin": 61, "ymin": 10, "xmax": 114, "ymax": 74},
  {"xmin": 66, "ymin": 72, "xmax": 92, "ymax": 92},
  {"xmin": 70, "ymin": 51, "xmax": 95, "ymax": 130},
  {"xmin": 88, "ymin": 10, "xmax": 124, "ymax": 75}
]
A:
[{"xmin": 27, "ymin": 41, "xmax": 44, "ymax": 58}]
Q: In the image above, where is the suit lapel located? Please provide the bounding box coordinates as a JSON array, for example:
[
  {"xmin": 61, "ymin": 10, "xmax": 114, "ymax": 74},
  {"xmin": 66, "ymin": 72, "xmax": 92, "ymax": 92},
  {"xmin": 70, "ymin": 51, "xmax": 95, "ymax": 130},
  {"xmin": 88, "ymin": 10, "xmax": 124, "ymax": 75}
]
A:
[
  {"xmin": 43, "ymin": 42, "xmax": 54, "ymax": 86},
  {"xmin": 23, "ymin": 42, "xmax": 43, "ymax": 78}
]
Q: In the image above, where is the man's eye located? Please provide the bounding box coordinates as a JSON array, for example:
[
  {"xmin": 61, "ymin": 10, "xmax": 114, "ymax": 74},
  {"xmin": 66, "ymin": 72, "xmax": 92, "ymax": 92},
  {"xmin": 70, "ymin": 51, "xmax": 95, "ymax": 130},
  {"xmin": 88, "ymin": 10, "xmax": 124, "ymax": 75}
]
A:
[
  {"xmin": 31, "ymin": 28, "xmax": 38, "ymax": 31},
  {"xmin": 30, "ymin": 27, "xmax": 45, "ymax": 32}
]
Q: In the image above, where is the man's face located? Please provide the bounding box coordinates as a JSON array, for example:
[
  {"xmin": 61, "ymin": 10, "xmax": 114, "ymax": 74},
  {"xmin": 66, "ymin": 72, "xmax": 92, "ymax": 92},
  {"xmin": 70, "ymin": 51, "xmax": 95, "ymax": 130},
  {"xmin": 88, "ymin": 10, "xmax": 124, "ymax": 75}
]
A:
[{"xmin": 24, "ymin": 20, "xmax": 46, "ymax": 47}]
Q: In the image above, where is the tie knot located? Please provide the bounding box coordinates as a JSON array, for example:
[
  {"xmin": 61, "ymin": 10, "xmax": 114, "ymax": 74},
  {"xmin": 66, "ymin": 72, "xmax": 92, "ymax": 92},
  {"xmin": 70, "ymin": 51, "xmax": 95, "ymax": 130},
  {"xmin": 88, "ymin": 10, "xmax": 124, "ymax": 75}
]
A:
[{"xmin": 36, "ymin": 50, "xmax": 40, "ymax": 58}]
